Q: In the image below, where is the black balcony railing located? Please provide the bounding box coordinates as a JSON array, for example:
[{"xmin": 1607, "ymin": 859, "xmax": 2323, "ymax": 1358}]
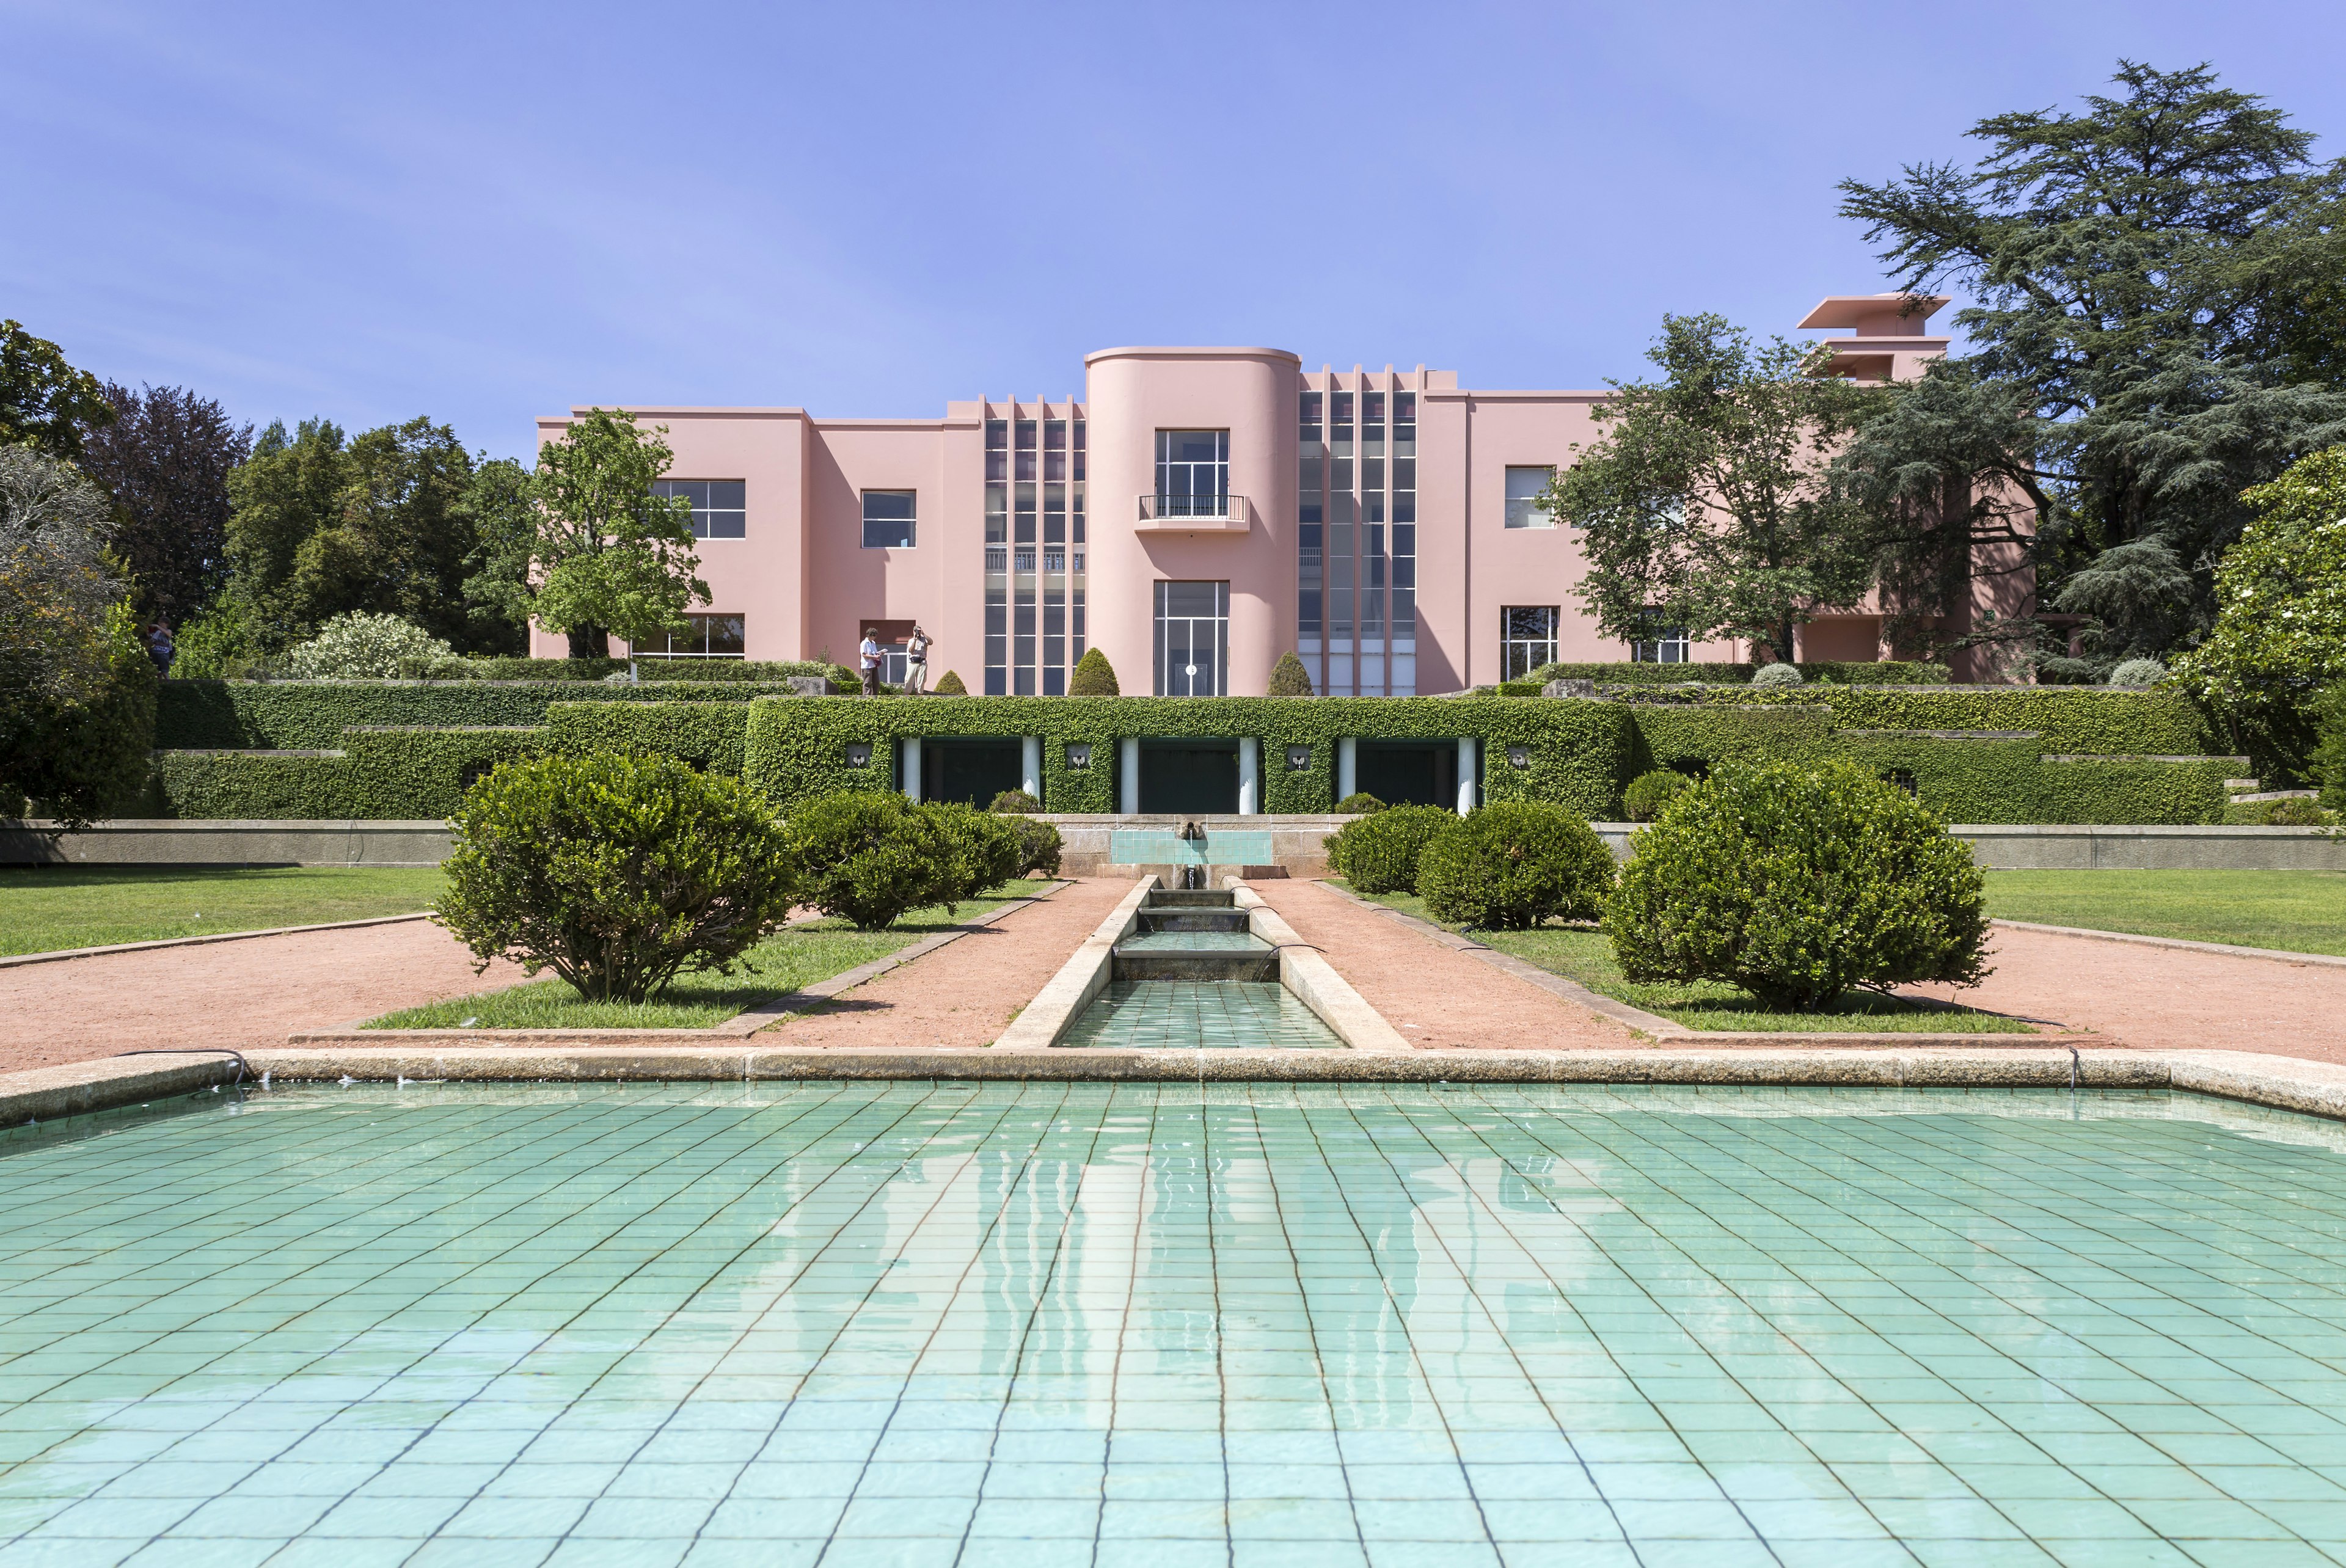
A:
[{"xmin": 1139, "ymin": 492, "xmax": 1244, "ymax": 521}]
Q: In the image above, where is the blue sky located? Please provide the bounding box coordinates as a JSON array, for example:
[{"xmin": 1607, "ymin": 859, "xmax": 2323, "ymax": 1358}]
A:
[{"xmin": 5, "ymin": 0, "xmax": 2342, "ymax": 459}]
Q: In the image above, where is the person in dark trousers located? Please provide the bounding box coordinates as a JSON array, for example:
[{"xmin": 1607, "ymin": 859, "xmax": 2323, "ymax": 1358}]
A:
[
  {"xmin": 145, "ymin": 621, "xmax": 175, "ymax": 677},
  {"xmin": 858, "ymin": 630, "xmax": 882, "ymax": 696}
]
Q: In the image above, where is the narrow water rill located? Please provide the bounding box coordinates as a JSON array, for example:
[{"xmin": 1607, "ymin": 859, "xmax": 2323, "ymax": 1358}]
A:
[{"xmin": 1061, "ymin": 884, "xmax": 1341, "ymax": 1049}]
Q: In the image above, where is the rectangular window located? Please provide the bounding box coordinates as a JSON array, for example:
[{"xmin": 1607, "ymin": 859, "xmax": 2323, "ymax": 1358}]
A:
[
  {"xmin": 860, "ymin": 490, "xmax": 916, "ymax": 549},
  {"xmin": 1502, "ymin": 605, "xmax": 1560, "ymax": 680},
  {"xmin": 637, "ymin": 613, "xmax": 745, "ymax": 658},
  {"xmin": 1631, "ymin": 615, "xmax": 1691, "ymax": 664},
  {"xmin": 1155, "ymin": 429, "xmax": 1229, "ymax": 515},
  {"xmin": 1504, "ymin": 466, "xmax": 1557, "ymax": 529},
  {"xmin": 651, "ymin": 480, "xmax": 745, "ymax": 540},
  {"xmin": 1153, "ymin": 580, "xmax": 1229, "ymax": 696}
]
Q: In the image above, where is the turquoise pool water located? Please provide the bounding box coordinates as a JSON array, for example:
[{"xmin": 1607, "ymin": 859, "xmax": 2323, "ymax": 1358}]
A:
[{"xmin": 4, "ymin": 1082, "xmax": 2346, "ymax": 1567}]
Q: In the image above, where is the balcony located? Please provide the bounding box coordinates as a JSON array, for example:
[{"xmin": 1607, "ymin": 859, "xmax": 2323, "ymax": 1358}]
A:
[{"xmin": 1136, "ymin": 492, "xmax": 1249, "ymax": 534}]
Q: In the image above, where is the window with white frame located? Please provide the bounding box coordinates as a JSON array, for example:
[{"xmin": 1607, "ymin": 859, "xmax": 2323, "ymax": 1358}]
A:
[
  {"xmin": 1501, "ymin": 605, "xmax": 1559, "ymax": 679},
  {"xmin": 1504, "ymin": 466, "xmax": 1557, "ymax": 528},
  {"xmin": 652, "ymin": 480, "xmax": 745, "ymax": 539},
  {"xmin": 637, "ymin": 614, "xmax": 745, "ymax": 658},
  {"xmin": 861, "ymin": 490, "xmax": 916, "ymax": 549},
  {"xmin": 1155, "ymin": 430, "xmax": 1229, "ymax": 516},
  {"xmin": 1631, "ymin": 614, "xmax": 1690, "ymax": 664}
]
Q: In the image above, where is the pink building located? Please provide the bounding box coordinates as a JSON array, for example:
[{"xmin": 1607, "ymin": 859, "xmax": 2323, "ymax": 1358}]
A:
[{"xmin": 532, "ymin": 293, "xmax": 2022, "ymax": 690}]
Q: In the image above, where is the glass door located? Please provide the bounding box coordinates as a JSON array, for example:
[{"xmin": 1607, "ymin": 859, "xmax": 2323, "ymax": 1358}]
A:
[{"xmin": 1153, "ymin": 581, "xmax": 1229, "ymax": 696}]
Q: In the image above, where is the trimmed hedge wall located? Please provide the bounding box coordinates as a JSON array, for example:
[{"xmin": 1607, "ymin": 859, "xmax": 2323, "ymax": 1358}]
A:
[
  {"xmin": 1517, "ymin": 660, "xmax": 1951, "ymax": 689},
  {"xmin": 742, "ymin": 696, "xmax": 1639, "ymax": 817},
  {"xmin": 540, "ymin": 701, "xmax": 750, "ymax": 776},
  {"xmin": 156, "ymin": 679, "xmax": 804, "ymax": 750},
  {"xmin": 151, "ymin": 727, "xmax": 537, "ymax": 819}
]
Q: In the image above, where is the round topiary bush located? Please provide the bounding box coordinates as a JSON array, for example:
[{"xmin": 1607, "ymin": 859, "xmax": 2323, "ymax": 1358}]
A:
[
  {"xmin": 787, "ymin": 792, "xmax": 950, "ymax": 930},
  {"xmin": 288, "ymin": 611, "xmax": 453, "ymax": 679},
  {"xmin": 1415, "ymin": 801, "xmax": 1616, "ymax": 929},
  {"xmin": 922, "ymin": 802, "xmax": 1023, "ymax": 911},
  {"xmin": 1621, "ymin": 769, "xmax": 1691, "ymax": 823},
  {"xmin": 1069, "ymin": 647, "xmax": 1119, "ymax": 696},
  {"xmin": 2108, "ymin": 657, "xmax": 2169, "ymax": 688},
  {"xmin": 1006, "ymin": 815, "xmax": 1064, "ymax": 877},
  {"xmin": 1325, "ymin": 804, "xmax": 1456, "ymax": 895},
  {"xmin": 435, "ymin": 752, "xmax": 797, "ymax": 1002},
  {"xmin": 988, "ymin": 789, "xmax": 1040, "ymax": 813},
  {"xmin": 1267, "ymin": 651, "xmax": 1315, "ymax": 696},
  {"xmin": 1750, "ymin": 662, "xmax": 1803, "ymax": 688},
  {"xmin": 1333, "ymin": 792, "xmax": 1387, "ymax": 814},
  {"xmin": 1604, "ymin": 757, "xmax": 1989, "ymax": 1012},
  {"xmin": 932, "ymin": 669, "xmax": 968, "ymax": 695}
]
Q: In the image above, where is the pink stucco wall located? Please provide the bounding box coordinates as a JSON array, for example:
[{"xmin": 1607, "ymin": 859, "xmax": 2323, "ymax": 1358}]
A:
[{"xmin": 530, "ymin": 293, "xmax": 2023, "ymax": 688}]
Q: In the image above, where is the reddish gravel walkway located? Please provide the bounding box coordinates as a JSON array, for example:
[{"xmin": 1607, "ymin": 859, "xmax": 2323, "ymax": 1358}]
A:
[
  {"xmin": 0, "ymin": 921, "xmax": 528, "ymax": 1074},
  {"xmin": 766, "ymin": 877, "xmax": 1137, "ymax": 1049},
  {"xmin": 1248, "ymin": 879, "xmax": 1641, "ymax": 1051},
  {"xmin": 1906, "ymin": 926, "xmax": 2346, "ymax": 1063}
]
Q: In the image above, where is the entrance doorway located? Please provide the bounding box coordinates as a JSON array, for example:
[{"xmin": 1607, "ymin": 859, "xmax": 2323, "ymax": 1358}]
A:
[
  {"xmin": 923, "ymin": 738, "xmax": 1022, "ymax": 808},
  {"xmin": 1357, "ymin": 741, "xmax": 1457, "ymax": 809},
  {"xmin": 1139, "ymin": 738, "xmax": 1238, "ymax": 814}
]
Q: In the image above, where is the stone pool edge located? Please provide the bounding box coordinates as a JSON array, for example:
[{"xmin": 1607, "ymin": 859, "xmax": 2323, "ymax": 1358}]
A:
[{"xmin": 16, "ymin": 1045, "xmax": 2346, "ymax": 1126}]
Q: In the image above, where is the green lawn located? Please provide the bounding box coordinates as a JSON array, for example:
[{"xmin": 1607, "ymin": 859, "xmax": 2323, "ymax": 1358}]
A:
[
  {"xmin": 0, "ymin": 866, "xmax": 445, "ymax": 957},
  {"xmin": 1984, "ymin": 869, "xmax": 2346, "ymax": 957},
  {"xmin": 1334, "ymin": 881, "xmax": 2030, "ymax": 1034},
  {"xmin": 365, "ymin": 893, "xmax": 1023, "ymax": 1030}
]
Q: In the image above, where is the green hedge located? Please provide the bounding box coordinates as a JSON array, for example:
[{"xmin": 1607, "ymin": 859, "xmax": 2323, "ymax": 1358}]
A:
[
  {"xmin": 1833, "ymin": 734, "xmax": 2234, "ymax": 825},
  {"xmin": 742, "ymin": 696, "xmax": 1638, "ymax": 817},
  {"xmin": 156, "ymin": 679, "xmax": 805, "ymax": 749},
  {"xmin": 1518, "ymin": 660, "xmax": 1951, "ymax": 689},
  {"xmin": 151, "ymin": 727, "xmax": 538, "ymax": 819},
  {"xmin": 540, "ymin": 701, "xmax": 750, "ymax": 776}
]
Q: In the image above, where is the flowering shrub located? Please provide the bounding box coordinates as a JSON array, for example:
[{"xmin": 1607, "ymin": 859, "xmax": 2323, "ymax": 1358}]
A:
[{"xmin": 288, "ymin": 611, "xmax": 453, "ymax": 679}]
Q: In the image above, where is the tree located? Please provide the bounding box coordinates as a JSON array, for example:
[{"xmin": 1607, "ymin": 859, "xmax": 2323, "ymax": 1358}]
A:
[
  {"xmin": 527, "ymin": 409, "xmax": 705, "ymax": 658},
  {"xmin": 0, "ymin": 320, "xmax": 112, "ymax": 461},
  {"xmin": 1837, "ymin": 61, "xmax": 2346, "ymax": 676},
  {"xmin": 0, "ymin": 448, "xmax": 155, "ymax": 826},
  {"xmin": 74, "ymin": 382, "xmax": 252, "ymax": 626},
  {"xmin": 2174, "ymin": 447, "xmax": 2346, "ymax": 775},
  {"xmin": 1546, "ymin": 314, "xmax": 1884, "ymax": 662},
  {"xmin": 223, "ymin": 418, "xmax": 351, "ymax": 651},
  {"xmin": 458, "ymin": 456, "xmax": 537, "ymax": 652}
]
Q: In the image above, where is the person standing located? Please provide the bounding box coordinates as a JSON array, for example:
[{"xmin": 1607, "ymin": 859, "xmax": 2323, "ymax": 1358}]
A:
[
  {"xmin": 145, "ymin": 620, "xmax": 175, "ymax": 678},
  {"xmin": 858, "ymin": 629, "xmax": 882, "ymax": 696},
  {"xmin": 904, "ymin": 624, "xmax": 932, "ymax": 695}
]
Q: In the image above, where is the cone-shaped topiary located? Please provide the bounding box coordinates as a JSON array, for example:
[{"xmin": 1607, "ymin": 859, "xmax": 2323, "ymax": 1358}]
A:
[
  {"xmin": 1069, "ymin": 647, "xmax": 1119, "ymax": 696},
  {"xmin": 932, "ymin": 669, "xmax": 968, "ymax": 695},
  {"xmin": 1267, "ymin": 651, "xmax": 1315, "ymax": 696}
]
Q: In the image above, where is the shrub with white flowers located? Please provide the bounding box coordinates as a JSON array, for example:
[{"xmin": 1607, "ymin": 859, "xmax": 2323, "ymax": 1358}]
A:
[{"xmin": 287, "ymin": 612, "xmax": 454, "ymax": 679}]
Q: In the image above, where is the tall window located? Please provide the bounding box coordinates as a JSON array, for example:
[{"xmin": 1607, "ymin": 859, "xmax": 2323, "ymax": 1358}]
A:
[
  {"xmin": 638, "ymin": 614, "xmax": 745, "ymax": 658},
  {"xmin": 1154, "ymin": 580, "xmax": 1229, "ymax": 696},
  {"xmin": 1504, "ymin": 467, "xmax": 1556, "ymax": 529},
  {"xmin": 985, "ymin": 404, "xmax": 1083, "ymax": 695},
  {"xmin": 1501, "ymin": 606, "xmax": 1559, "ymax": 679},
  {"xmin": 652, "ymin": 480, "xmax": 745, "ymax": 539},
  {"xmin": 1631, "ymin": 614, "xmax": 1690, "ymax": 663},
  {"xmin": 1155, "ymin": 430, "xmax": 1228, "ymax": 515},
  {"xmin": 860, "ymin": 490, "xmax": 915, "ymax": 549}
]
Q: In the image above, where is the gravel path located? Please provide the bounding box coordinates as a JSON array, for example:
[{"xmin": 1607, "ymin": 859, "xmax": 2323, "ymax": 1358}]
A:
[
  {"xmin": 0, "ymin": 921, "xmax": 527, "ymax": 1074},
  {"xmin": 1246, "ymin": 880, "xmax": 1642, "ymax": 1051},
  {"xmin": 1905, "ymin": 925, "xmax": 2346, "ymax": 1061},
  {"xmin": 764, "ymin": 877, "xmax": 1136, "ymax": 1048}
]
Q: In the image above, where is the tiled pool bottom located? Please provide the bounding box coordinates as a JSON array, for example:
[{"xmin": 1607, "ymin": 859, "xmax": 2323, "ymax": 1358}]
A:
[
  {"xmin": 7, "ymin": 1088, "xmax": 2346, "ymax": 1568},
  {"xmin": 1055, "ymin": 982, "xmax": 1342, "ymax": 1049}
]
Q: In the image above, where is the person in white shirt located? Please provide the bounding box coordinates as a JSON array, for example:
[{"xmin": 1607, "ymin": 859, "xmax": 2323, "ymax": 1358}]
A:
[
  {"xmin": 858, "ymin": 632, "xmax": 882, "ymax": 696},
  {"xmin": 904, "ymin": 625, "xmax": 932, "ymax": 694}
]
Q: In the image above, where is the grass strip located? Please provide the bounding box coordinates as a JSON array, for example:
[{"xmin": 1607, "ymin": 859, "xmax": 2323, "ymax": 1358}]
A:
[
  {"xmin": 1984, "ymin": 869, "xmax": 2346, "ymax": 958},
  {"xmin": 364, "ymin": 892, "xmax": 1024, "ymax": 1030},
  {"xmin": 0, "ymin": 866, "xmax": 445, "ymax": 957},
  {"xmin": 1335, "ymin": 881, "xmax": 2030, "ymax": 1034}
]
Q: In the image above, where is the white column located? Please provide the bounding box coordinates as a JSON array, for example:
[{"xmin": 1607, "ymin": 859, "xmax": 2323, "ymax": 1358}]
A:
[
  {"xmin": 1337, "ymin": 737, "xmax": 1358, "ymax": 803},
  {"xmin": 1120, "ymin": 737, "xmax": 1141, "ymax": 814},
  {"xmin": 1456, "ymin": 737, "xmax": 1477, "ymax": 816},
  {"xmin": 1021, "ymin": 735, "xmax": 1042, "ymax": 801},
  {"xmin": 902, "ymin": 737, "xmax": 923, "ymax": 801},
  {"xmin": 1237, "ymin": 738, "xmax": 1259, "ymax": 815}
]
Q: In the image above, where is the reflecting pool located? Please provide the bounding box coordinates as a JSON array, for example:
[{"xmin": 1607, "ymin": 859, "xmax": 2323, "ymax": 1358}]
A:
[{"xmin": 4, "ymin": 1082, "xmax": 2346, "ymax": 1566}]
